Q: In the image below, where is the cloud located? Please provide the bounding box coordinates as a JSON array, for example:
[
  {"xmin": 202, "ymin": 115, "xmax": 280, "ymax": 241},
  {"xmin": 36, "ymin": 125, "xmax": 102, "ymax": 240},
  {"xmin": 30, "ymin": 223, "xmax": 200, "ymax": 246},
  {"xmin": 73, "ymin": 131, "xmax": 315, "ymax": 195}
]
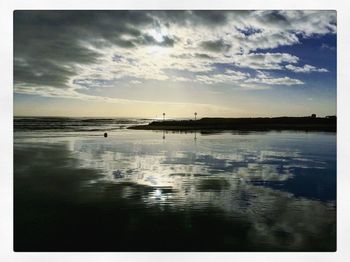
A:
[
  {"xmin": 238, "ymin": 83, "xmax": 271, "ymax": 90},
  {"xmin": 14, "ymin": 10, "xmax": 336, "ymax": 102},
  {"xmin": 233, "ymin": 53, "xmax": 299, "ymax": 70},
  {"xmin": 246, "ymin": 76, "xmax": 304, "ymax": 86},
  {"xmin": 321, "ymin": 43, "xmax": 336, "ymax": 51},
  {"xmin": 285, "ymin": 64, "xmax": 329, "ymax": 73},
  {"xmin": 253, "ymin": 10, "xmax": 336, "ymax": 36},
  {"xmin": 194, "ymin": 53, "xmax": 215, "ymax": 59},
  {"xmin": 196, "ymin": 70, "xmax": 249, "ymax": 84},
  {"xmin": 154, "ymin": 10, "xmax": 229, "ymax": 27},
  {"xmin": 14, "ymin": 11, "xmax": 170, "ymax": 89},
  {"xmin": 137, "ymin": 33, "xmax": 177, "ymax": 47},
  {"xmin": 243, "ymin": 70, "xmax": 304, "ymax": 86},
  {"xmin": 200, "ymin": 39, "xmax": 231, "ymax": 53}
]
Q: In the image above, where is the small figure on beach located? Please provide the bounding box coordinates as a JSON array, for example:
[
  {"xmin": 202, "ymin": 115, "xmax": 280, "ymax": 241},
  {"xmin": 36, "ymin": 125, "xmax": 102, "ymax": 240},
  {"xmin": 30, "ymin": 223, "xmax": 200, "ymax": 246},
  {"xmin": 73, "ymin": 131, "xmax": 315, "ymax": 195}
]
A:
[{"xmin": 104, "ymin": 132, "xmax": 108, "ymax": 137}]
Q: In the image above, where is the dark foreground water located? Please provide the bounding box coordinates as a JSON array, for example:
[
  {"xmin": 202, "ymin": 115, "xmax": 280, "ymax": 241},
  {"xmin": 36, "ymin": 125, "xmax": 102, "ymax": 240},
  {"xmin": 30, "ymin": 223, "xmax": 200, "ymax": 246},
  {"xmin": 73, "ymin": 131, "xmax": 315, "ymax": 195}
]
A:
[{"xmin": 14, "ymin": 117, "xmax": 336, "ymax": 251}]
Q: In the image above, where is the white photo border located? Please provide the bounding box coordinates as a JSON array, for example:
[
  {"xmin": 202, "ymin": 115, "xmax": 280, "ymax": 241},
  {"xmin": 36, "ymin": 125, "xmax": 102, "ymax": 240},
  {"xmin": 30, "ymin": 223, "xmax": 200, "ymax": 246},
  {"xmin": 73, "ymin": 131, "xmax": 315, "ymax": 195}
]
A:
[{"xmin": 1, "ymin": 1, "xmax": 349, "ymax": 261}]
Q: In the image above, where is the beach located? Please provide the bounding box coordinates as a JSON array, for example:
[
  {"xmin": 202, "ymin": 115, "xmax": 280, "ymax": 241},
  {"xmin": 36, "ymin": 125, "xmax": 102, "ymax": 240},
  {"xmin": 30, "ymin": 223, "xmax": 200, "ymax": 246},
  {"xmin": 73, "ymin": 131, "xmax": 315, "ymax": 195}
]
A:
[{"xmin": 14, "ymin": 117, "xmax": 336, "ymax": 251}]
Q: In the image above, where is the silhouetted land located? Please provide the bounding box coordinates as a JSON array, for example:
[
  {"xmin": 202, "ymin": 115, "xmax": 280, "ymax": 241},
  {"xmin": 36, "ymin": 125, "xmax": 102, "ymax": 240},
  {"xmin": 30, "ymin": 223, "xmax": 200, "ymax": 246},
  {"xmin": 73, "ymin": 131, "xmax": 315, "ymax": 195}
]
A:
[{"xmin": 129, "ymin": 116, "xmax": 336, "ymax": 132}]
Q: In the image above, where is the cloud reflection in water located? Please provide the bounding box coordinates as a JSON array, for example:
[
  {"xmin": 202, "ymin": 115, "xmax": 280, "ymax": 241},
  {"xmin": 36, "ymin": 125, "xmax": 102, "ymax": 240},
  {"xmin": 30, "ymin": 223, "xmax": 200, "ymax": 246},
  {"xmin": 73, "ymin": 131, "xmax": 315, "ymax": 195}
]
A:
[{"xmin": 15, "ymin": 129, "xmax": 336, "ymax": 251}]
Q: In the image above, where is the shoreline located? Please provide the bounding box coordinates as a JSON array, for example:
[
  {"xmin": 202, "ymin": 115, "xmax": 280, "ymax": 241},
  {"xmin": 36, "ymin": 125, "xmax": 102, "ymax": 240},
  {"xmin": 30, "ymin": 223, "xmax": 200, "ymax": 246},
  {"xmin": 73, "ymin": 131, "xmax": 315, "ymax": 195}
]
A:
[{"xmin": 128, "ymin": 117, "xmax": 336, "ymax": 132}]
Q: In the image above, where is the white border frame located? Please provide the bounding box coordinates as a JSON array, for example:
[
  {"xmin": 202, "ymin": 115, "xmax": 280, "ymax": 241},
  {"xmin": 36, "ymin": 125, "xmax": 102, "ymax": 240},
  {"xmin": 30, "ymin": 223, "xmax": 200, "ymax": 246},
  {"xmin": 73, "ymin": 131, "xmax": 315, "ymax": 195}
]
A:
[{"xmin": 1, "ymin": 1, "xmax": 350, "ymax": 261}]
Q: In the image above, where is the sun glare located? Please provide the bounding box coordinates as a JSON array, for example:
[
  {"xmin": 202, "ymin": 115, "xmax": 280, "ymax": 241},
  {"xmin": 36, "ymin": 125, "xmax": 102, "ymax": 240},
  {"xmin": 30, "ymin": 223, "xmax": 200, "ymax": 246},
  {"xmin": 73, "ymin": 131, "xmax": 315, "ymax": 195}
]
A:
[
  {"xmin": 148, "ymin": 28, "xmax": 166, "ymax": 42},
  {"xmin": 147, "ymin": 45, "xmax": 170, "ymax": 56}
]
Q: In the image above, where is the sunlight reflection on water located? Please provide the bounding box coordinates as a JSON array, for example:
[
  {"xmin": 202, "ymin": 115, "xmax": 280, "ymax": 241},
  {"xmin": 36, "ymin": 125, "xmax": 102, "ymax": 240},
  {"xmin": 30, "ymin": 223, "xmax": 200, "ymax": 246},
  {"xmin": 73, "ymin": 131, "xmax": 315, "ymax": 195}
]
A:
[
  {"xmin": 14, "ymin": 128, "xmax": 336, "ymax": 251},
  {"xmin": 16, "ymin": 129, "xmax": 336, "ymax": 205}
]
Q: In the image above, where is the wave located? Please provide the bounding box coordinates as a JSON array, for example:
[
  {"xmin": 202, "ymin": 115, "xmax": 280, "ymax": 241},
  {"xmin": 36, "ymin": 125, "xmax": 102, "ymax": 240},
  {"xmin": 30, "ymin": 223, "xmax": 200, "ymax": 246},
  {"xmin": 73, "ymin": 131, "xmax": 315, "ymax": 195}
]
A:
[{"xmin": 14, "ymin": 117, "xmax": 151, "ymax": 132}]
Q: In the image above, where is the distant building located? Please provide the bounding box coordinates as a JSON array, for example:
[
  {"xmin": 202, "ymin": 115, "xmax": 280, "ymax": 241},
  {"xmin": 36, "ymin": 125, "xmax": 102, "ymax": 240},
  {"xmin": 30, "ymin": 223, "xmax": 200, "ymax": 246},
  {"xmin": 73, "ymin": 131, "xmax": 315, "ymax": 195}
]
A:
[{"xmin": 311, "ymin": 114, "xmax": 316, "ymax": 118}]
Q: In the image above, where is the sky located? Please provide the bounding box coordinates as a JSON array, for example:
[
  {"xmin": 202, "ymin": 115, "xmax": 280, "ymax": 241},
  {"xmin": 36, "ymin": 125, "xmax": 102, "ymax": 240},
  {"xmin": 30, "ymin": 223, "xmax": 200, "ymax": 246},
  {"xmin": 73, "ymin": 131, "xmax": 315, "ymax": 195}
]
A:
[{"xmin": 13, "ymin": 10, "xmax": 336, "ymax": 118}]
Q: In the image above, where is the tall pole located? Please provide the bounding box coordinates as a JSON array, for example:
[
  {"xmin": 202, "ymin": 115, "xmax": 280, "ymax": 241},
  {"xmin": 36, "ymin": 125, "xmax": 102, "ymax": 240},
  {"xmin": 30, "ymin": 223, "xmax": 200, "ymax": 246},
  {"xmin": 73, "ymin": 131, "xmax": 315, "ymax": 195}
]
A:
[{"xmin": 163, "ymin": 112, "xmax": 165, "ymax": 121}]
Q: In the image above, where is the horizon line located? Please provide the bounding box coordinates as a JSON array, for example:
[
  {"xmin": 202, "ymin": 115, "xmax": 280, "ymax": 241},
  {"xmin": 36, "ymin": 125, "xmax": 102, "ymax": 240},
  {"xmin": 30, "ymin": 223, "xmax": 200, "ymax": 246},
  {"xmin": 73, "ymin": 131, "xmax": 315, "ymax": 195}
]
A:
[{"xmin": 13, "ymin": 114, "xmax": 337, "ymax": 119}]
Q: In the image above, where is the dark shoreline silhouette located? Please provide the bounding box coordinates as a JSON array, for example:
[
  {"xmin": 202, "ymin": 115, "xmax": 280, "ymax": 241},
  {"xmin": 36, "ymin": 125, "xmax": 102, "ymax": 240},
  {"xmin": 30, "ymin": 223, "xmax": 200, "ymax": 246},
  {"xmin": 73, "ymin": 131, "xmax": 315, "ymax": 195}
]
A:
[{"xmin": 128, "ymin": 116, "xmax": 336, "ymax": 132}]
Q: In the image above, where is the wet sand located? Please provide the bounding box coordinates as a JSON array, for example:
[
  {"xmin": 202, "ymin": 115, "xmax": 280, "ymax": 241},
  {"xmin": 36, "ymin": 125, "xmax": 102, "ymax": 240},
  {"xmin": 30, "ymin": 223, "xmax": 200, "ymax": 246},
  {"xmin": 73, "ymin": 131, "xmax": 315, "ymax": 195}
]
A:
[{"xmin": 14, "ymin": 130, "xmax": 336, "ymax": 251}]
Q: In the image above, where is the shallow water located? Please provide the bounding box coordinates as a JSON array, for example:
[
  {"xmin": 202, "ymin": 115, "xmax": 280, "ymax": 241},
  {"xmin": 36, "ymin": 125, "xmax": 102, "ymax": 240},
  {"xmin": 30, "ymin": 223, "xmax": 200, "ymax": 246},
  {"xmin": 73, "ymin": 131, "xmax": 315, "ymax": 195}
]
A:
[{"xmin": 14, "ymin": 118, "xmax": 336, "ymax": 251}]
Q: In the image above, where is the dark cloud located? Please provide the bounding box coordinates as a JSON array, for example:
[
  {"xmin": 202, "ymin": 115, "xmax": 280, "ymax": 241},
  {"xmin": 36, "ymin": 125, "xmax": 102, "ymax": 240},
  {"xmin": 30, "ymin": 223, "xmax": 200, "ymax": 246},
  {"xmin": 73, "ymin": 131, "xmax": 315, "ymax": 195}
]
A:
[
  {"xmin": 170, "ymin": 53, "xmax": 192, "ymax": 59},
  {"xmin": 14, "ymin": 11, "xmax": 170, "ymax": 89},
  {"xmin": 236, "ymin": 26, "xmax": 263, "ymax": 36},
  {"xmin": 258, "ymin": 10, "xmax": 290, "ymax": 26},
  {"xmin": 189, "ymin": 11, "xmax": 229, "ymax": 26},
  {"xmin": 200, "ymin": 39, "xmax": 231, "ymax": 53},
  {"xmin": 137, "ymin": 34, "xmax": 177, "ymax": 47},
  {"xmin": 194, "ymin": 53, "xmax": 214, "ymax": 59},
  {"xmin": 153, "ymin": 10, "xmax": 232, "ymax": 27},
  {"xmin": 14, "ymin": 59, "xmax": 75, "ymax": 88},
  {"xmin": 160, "ymin": 35, "xmax": 177, "ymax": 47},
  {"xmin": 170, "ymin": 53, "xmax": 214, "ymax": 60}
]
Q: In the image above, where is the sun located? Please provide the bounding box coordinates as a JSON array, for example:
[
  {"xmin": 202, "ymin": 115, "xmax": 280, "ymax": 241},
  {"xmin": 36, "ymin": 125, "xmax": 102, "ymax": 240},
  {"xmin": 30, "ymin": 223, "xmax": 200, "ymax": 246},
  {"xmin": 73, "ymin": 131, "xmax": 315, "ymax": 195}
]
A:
[{"xmin": 148, "ymin": 28, "xmax": 166, "ymax": 42}]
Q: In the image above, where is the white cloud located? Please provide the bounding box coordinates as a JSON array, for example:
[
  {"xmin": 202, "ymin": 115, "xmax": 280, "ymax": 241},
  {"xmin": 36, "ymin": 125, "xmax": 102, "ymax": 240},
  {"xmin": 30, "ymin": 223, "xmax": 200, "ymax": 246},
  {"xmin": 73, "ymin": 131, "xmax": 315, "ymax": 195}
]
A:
[
  {"xmin": 285, "ymin": 64, "xmax": 329, "ymax": 73},
  {"xmin": 321, "ymin": 43, "xmax": 336, "ymax": 51},
  {"xmin": 246, "ymin": 76, "xmax": 304, "ymax": 86},
  {"xmin": 171, "ymin": 76, "xmax": 192, "ymax": 82},
  {"xmin": 195, "ymin": 69, "xmax": 250, "ymax": 85},
  {"xmin": 232, "ymin": 52, "xmax": 299, "ymax": 70},
  {"xmin": 238, "ymin": 83, "xmax": 271, "ymax": 90}
]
